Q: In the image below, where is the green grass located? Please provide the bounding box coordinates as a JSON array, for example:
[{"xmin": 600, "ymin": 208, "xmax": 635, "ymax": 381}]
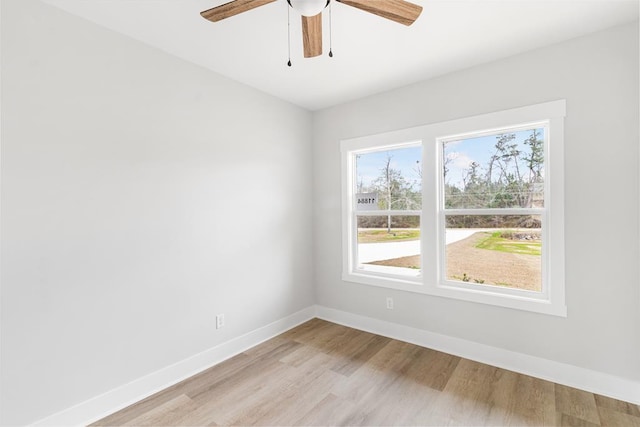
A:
[
  {"xmin": 475, "ymin": 231, "xmax": 541, "ymax": 256},
  {"xmin": 358, "ymin": 229, "xmax": 420, "ymax": 243}
]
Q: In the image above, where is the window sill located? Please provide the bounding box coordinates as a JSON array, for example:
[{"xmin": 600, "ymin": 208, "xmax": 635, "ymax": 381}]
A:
[
  {"xmin": 342, "ymin": 270, "xmax": 422, "ymax": 292},
  {"xmin": 429, "ymin": 281, "xmax": 567, "ymax": 316},
  {"xmin": 342, "ymin": 270, "xmax": 567, "ymax": 317}
]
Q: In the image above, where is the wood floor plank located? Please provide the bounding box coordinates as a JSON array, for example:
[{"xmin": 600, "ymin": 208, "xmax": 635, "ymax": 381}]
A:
[
  {"xmin": 289, "ymin": 320, "xmax": 354, "ymax": 349},
  {"xmin": 555, "ymin": 384, "xmax": 601, "ymax": 425},
  {"xmin": 287, "ymin": 320, "xmax": 381, "ymax": 373},
  {"xmin": 597, "ymin": 406, "xmax": 640, "ymax": 427},
  {"xmin": 330, "ymin": 333, "xmax": 391, "ymax": 377},
  {"xmin": 279, "ymin": 340, "xmax": 325, "ymax": 367},
  {"xmin": 227, "ymin": 352, "xmax": 343, "ymax": 426},
  {"xmin": 91, "ymin": 385, "xmax": 184, "ymax": 426},
  {"xmin": 400, "ymin": 347, "xmax": 460, "ymax": 391},
  {"xmin": 279, "ymin": 317, "xmax": 332, "ymax": 342},
  {"xmin": 121, "ymin": 394, "xmax": 196, "ymax": 426},
  {"xmin": 595, "ymin": 394, "xmax": 640, "ymax": 417},
  {"xmin": 233, "ymin": 371, "xmax": 338, "ymax": 425},
  {"xmin": 242, "ymin": 334, "xmax": 292, "ymax": 358},
  {"xmin": 187, "ymin": 340, "xmax": 300, "ymax": 400},
  {"xmin": 481, "ymin": 368, "xmax": 522, "ymax": 426},
  {"xmin": 180, "ymin": 343, "xmax": 304, "ymax": 425},
  {"xmin": 94, "ymin": 319, "xmax": 639, "ymax": 427},
  {"xmin": 414, "ymin": 358, "xmax": 521, "ymax": 426},
  {"xmin": 189, "ymin": 355, "xmax": 294, "ymax": 405},
  {"xmin": 557, "ymin": 412, "xmax": 601, "ymax": 427},
  {"xmin": 294, "ymin": 393, "xmax": 359, "ymax": 426},
  {"xmin": 331, "ymin": 339, "xmax": 421, "ymax": 404},
  {"xmin": 90, "ymin": 352, "xmax": 252, "ymax": 426},
  {"xmin": 505, "ymin": 374, "xmax": 556, "ymax": 426},
  {"xmin": 183, "ymin": 359, "xmax": 297, "ymax": 426},
  {"xmin": 355, "ymin": 369, "xmax": 441, "ymax": 426},
  {"xmin": 353, "ymin": 347, "xmax": 459, "ymax": 425},
  {"xmin": 315, "ymin": 324, "xmax": 373, "ymax": 357}
]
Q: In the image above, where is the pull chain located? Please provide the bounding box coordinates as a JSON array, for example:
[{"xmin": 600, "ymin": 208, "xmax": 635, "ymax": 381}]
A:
[
  {"xmin": 287, "ymin": 3, "xmax": 292, "ymax": 66},
  {"xmin": 328, "ymin": 1, "xmax": 333, "ymax": 57}
]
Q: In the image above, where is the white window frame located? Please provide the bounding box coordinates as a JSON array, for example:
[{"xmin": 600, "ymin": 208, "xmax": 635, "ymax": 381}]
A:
[
  {"xmin": 341, "ymin": 100, "xmax": 566, "ymax": 316},
  {"xmin": 342, "ymin": 140, "xmax": 424, "ymax": 292}
]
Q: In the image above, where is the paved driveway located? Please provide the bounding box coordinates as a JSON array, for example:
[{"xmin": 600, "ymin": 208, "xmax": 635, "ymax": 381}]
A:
[{"xmin": 357, "ymin": 229, "xmax": 480, "ymax": 263}]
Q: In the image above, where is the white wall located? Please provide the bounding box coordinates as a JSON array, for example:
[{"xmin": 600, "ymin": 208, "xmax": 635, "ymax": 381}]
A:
[
  {"xmin": 313, "ymin": 22, "xmax": 640, "ymax": 381},
  {"xmin": 0, "ymin": 0, "xmax": 314, "ymax": 425}
]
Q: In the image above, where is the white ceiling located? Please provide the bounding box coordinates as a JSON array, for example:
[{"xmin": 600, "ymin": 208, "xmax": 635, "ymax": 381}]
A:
[{"xmin": 43, "ymin": 0, "xmax": 638, "ymax": 111}]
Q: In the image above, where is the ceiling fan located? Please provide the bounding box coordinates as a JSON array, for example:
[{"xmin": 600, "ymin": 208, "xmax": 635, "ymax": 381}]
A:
[{"xmin": 200, "ymin": 0, "xmax": 423, "ymax": 59}]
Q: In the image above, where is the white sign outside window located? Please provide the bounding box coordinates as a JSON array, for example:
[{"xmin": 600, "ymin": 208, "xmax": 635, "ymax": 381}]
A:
[{"xmin": 356, "ymin": 192, "xmax": 379, "ymax": 211}]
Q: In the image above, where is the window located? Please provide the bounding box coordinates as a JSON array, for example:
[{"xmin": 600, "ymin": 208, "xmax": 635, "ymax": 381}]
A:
[
  {"xmin": 342, "ymin": 101, "xmax": 566, "ymax": 316},
  {"xmin": 350, "ymin": 144, "xmax": 422, "ymax": 281},
  {"xmin": 440, "ymin": 125, "xmax": 546, "ymax": 293}
]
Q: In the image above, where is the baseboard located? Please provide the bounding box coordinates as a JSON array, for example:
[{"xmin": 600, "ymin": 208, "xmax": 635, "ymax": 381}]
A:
[
  {"xmin": 316, "ymin": 305, "xmax": 640, "ymax": 406},
  {"xmin": 31, "ymin": 304, "xmax": 640, "ymax": 425},
  {"xmin": 31, "ymin": 306, "xmax": 318, "ymax": 427}
]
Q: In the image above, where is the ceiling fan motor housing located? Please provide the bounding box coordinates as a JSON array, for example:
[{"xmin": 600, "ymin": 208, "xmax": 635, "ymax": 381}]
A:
[{"xmin": 287, "ymin": 0, "xmax": 330, "ymax": 17}]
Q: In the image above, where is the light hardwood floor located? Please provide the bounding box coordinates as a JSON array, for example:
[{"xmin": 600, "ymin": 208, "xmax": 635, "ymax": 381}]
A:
[{"xmin": 93, "ymin": 319, "xmax": 640, "ymax": 426}]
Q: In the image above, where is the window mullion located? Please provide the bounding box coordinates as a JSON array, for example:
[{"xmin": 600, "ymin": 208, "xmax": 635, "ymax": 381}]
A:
[
  {"xmin": 356, "ymin": 210, "xmax": 422, "ymax": 216},
  {"xmin": 444, "ymin": 208, "xmax": 544, "ymax": 216}
]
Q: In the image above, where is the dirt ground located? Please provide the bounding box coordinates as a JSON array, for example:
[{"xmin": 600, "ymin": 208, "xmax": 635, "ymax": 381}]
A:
[{"xmin": 367, "ymin": 232, "xmax": 541, "ymax": 291}]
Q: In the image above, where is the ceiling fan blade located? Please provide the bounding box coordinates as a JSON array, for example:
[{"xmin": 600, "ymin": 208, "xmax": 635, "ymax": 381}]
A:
[
  {"xmin": 302, "ymin": 13, "xmax": 323, "ymax": 58},
  {"xmin": 200, "ymin": 0, "xmax": 277, "ymax": 22},
  {"xmin": 336, "ymin": 0, "xmax": 422, "ymax": 26}
]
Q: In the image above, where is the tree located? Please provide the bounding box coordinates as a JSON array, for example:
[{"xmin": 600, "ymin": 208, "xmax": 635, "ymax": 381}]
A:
[
  {"xmin": 444, "ymin": 128, "xmax": 544, "ymax": 226},
  {"xmin": 523, "ymin": 129, "xmax": 544, "ymax": 208},
  {"xmin": 371, "ymin": 154, "xmax": 420, "ymax": 232}
]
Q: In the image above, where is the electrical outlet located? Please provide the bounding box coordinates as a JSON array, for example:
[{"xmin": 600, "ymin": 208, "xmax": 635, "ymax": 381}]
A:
[
  {"xmin": 386, "ymin": 297, "xmax": 394, "ymax": 310},
  {"xmin": 216, "ymin": 314, "xmax": 225, "ymax": 329}
]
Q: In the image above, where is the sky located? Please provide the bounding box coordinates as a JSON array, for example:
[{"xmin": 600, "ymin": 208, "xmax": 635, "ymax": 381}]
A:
[{"xmin": 356, "ymin": 145, "xmax": 422, "ymax": 192}]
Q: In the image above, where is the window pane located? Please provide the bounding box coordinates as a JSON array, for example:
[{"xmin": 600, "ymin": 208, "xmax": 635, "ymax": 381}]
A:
[
  {"xmin": 443, "ymin": 128, "xmax": 544, "ymax": 209},
  {"xmin": 357, "ymin": 215, "xmax": 420, "ymax": 276},
  {"xmin": 355, "ymin": 146, "xmax": 422, "ymax": 210},
  {"xmin": 445, "ymin": 215, "xmax": 541, "ymax": 291}
]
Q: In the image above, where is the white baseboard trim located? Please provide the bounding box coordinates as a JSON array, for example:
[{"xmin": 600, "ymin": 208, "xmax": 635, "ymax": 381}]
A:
[
  {"xmin": 31, "ymin": 304, "xmax": 640, "ymax": 426},
  {"xmin": 316, "ymin": 305, "xmax": 640, "ymax": 406},
  {"xmin": 31, "ymin": 306, "xmax": 318, "ymax": 427}
]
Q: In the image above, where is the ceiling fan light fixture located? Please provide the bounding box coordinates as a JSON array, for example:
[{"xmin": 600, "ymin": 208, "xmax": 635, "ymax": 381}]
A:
[{"xmin": 287, "ymin": 0, "xmax": 329, "ymax": 17}]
